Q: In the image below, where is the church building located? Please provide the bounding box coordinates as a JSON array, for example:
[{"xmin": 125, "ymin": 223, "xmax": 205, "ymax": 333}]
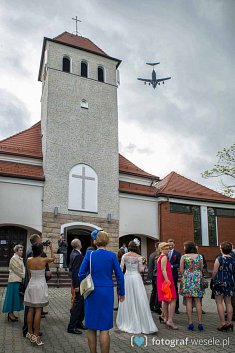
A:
[{"xmin": 0, "ymin": 32, "xmax": 234, "ymax": 269}]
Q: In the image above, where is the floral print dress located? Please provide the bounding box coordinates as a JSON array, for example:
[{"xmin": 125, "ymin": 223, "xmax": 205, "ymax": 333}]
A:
[{"xmin": 180, "ymin": 254, "xmax": 204, "ymax": 298}]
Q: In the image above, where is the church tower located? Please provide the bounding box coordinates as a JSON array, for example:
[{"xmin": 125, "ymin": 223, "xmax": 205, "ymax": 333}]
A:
[{"xmin": 38, "ymin": 32, "xmax": 121, "ymax": 250}]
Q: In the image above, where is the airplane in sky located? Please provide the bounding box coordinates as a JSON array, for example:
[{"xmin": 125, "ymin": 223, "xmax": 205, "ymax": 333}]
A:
[{"xmin": 137, "ymin": 62, "xmax": 171, "ymax": 89}]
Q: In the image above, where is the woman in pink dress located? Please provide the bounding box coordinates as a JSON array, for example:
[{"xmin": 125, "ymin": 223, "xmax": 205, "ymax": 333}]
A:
[{"xmin": 157, "ymin": 242, "xmax": 178, "ymax": 329}]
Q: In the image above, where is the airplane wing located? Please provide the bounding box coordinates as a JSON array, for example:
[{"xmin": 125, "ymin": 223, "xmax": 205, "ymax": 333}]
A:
[
  {"xmin": 137, "ymin": 78, "xmax": 152, "ymax": 82},
  {"xmin": 157, "ymin": 77, "xmax": 171, "ymax": 83}
]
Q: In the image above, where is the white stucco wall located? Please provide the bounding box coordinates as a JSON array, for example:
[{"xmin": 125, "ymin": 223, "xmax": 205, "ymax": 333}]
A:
[
  {"xmin": 0, "ymin": 178, "xmax": 43, "ymax": 232},
  {"xmin": 119, "ymin": 195, "xmax": 158, "ymax": 238}
]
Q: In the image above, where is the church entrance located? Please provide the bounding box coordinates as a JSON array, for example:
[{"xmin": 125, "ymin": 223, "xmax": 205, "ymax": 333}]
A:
[
  {"xmin": 0, "ymin": 226, "xmax": 27, "ymax": 267},
  {"xmin": 66, "ymin": 228, "xmax": 92, "ymax": 266},
  {"xmin": 119, "ymin": 235, "xmax": 142, "ymax": 253}
]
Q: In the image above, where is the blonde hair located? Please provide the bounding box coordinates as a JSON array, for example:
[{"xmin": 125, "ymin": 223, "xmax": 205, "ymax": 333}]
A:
[
  {"xmin": 94, "ymin": 231, "xmax": 109, "ymax": 247},
  {"xmin": 158, "ymin": 242, "xmax": 169, "ymax": 252}
]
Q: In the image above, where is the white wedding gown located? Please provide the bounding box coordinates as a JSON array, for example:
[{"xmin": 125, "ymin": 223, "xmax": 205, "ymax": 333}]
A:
[{"xmin": 116, "ymin": 254, "xmax": 158, "ymax": 334}]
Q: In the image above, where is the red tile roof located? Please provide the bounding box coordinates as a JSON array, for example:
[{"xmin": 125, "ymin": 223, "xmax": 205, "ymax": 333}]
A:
[
  {"xmin": 0, "ymin": 161, "xmax": 44, "ymax": 181},
  {"xmin": 119, "ymin": 154, "xmax": 159, "ymax": 180},
  {"xmin": 119, "ymin": 181, "xmax": 156, "ymax": 197},
  {"xmin": 155, "ymin": 171, "xmax": 235, "ymax": 203},
  {"xmin": 0, "ymin": 122, "xmax": 42, "ymax": 159},
  {"xmin": 54, "ymin": 32, "xmax": 108, "ymax": 56},
  {"xmin": 38, "ymin": 32, "xmax": 121, "ymax": 81},
  {"xmin": 1, "ymin": 123, "xmax": 234, "ymax": 204}
]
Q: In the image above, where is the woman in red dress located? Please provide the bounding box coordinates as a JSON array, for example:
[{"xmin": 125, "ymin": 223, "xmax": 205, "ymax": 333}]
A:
[{"xmin": 157, "ymin": 242, "xmax": 178, "ymax": 329}]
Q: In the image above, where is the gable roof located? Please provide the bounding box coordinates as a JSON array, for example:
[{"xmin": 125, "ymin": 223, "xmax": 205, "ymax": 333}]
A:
[
  {"xmin": 155, "ymin": 171, "xmax": 235, "ymax": 204},
  {"xmin": 0, "ymin": 122, "xmax": 42, "ymax": 159},
  {"xmin": 119, "ymin": 154, "xmax": 159, "ymax": 180},
  {"xmin": 1, "ymin": 123, "xmax": 234, "ymax": 204}
]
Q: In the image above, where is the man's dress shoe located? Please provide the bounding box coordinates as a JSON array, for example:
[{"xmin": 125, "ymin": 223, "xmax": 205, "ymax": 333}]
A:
[{"xmin": 67, "ymin": 328, "xmax": 82, "ymax": 335}]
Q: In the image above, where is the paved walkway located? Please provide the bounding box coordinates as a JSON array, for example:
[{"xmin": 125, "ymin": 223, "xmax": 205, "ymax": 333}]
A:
[{"xmin": 0, "ymin": 285, "xmax": 234, "ymax": 353}]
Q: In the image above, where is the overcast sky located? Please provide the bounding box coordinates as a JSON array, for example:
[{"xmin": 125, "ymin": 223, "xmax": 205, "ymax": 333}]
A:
[{"xmin": 0, "ymin": 0, "xmax": 234, "ymax": 192}]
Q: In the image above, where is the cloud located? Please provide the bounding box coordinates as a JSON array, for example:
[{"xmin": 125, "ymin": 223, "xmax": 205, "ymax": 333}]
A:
[
  {"xmin": 0, "ymin": 90, "xmax": 30, "ymax": 140},
  {"xmin": 0, "ymin": 0, "xmax": 234, "ymax": 193},
  {"xmin": 119, "ymin": 142, "xmax": 154, "ymax": 156}
]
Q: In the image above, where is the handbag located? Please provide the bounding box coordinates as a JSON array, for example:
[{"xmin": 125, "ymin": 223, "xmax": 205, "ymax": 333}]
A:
[
  {"xmin": 213, "ymin": 280, "xmax": 225, "ymax": 290},
  {"xmin": 80, "ymin": 252, "xmax": 94, "ymax": 299},
  {"xmin": 201, "ymin": 276, "xmax": 208, "ymax": 289},
  {"xmin": 19, "ymin": 282, "xmax": 25, "ymax": 297},
  {"xmin": 213, "ymin": 257, "xmax": 225, "ymax": 290}
]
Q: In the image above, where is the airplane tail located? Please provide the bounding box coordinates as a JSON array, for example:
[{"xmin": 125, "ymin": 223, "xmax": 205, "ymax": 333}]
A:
[{"xmin": 146, "ymin": 62, "xmax": 160, "ymax": 66}]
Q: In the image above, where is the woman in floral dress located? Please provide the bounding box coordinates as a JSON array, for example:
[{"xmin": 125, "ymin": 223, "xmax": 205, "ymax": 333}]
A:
[{"xmin": 180, "ymin": 241, "xmax": 204, "ymax": 331}]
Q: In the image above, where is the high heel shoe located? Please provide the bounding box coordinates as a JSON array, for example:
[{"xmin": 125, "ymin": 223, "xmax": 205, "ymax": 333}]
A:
[
  {"xmin": 25, "ymin": 332, "xmax": 32, "ymax": 340},
  {"xmin": 225, "ymin": 323, "xmax": 233, "ymax": 332},
  {"xmin": 198, "ymin": 324, "xmax": 204, "ymax": 331},
  {"xmin": 166, "ymin": 322, "xmax": 178, "ymax": 330},
  {"xmin": 7, "ymin": 313, "xmax": 17, "ymax": 322},
  {"xmin": 217, "ymin": 324, "xmax": 228, "ymax": 332},
  {"xmin": 31, "ymin": 335, "xmax": 44, "ymax": 346},
  {"xmin": 187, "ymin": 323, "xmax": 194, "ymax": 330}
]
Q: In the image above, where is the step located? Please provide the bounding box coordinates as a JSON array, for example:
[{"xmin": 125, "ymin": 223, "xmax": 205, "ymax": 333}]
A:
[{"xmin": 0, "ymin": 271, "xmax": 71, "ymax": 286}]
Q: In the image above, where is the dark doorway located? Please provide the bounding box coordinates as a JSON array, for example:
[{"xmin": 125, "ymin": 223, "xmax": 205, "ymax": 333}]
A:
[
  {"xmin": 0, "ymin": 226, "xmax": 27, "ymax": 267},
  {"xmin": 119, "ymin": 235, "xmax": 142, "ymax": 254},
  {"xmin": 66, "ymin": 228, "xmax": 93, "ymax": 266}
]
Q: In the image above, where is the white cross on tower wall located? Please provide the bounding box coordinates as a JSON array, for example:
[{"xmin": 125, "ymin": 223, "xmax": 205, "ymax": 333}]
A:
[{"xmin": 68, "ymin": 164, "xmax": 98, "ymax": 212}]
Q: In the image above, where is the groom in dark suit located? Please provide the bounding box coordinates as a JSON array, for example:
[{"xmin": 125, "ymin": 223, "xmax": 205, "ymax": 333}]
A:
[
  {"xmin": 67, "ymin": 238, "xmax": 85, "ymax": 334},
  {"xmin": 168, "ymin": 238, "xmax": 181, "ymax": 314}
]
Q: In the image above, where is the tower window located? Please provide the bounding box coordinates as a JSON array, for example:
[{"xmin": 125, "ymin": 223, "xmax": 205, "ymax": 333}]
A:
[
  {"xmin": 63, "ymin": 56, "xmax": 71, "ymax": 73},
  {"xmin": 81, "ymin": 99, "xmax": 88, "ymax": 109},
  {"xmin": 98, "ymin": 66, "xmax": 105, "ymax": 82},
  {"xmin": 81, "ymin": 61, "xmax": 88, "ymax": 77}
]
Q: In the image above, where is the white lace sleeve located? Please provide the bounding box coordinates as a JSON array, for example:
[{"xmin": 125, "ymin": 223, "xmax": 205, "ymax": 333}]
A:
[
  {"xmin": 138, "ymin": 256, "xmax": 145, "ymax": 273},
  {"xmin": 120, "ymin": 255, "xmax": 125, "ymax": 271}
]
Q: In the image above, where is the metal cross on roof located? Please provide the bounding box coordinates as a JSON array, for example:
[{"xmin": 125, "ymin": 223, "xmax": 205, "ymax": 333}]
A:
[{"xmin": 72, "ymin": 16, "xmax": 82, "ymax": 36}]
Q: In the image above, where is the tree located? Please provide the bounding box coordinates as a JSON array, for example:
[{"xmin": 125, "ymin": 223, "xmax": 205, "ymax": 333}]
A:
[{"xmin": 202, "ymin": 144, "xmax": 235, "ymax": 197}]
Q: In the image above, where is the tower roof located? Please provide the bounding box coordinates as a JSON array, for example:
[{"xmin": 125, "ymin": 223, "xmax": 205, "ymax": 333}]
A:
[
  {"xmin": 38, "ymin": 32, "xmax": 121, "ymax": 81},
  {"xmin": 54, "ymin": 32, "xmax": 108, "ymax": 56},
  {"xmin": 155, "ymin": 171, "xmax": 235, "ymax": 204}
]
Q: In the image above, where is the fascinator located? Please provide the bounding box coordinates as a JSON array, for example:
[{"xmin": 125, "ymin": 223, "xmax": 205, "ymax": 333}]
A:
[
  {"xmin": 133, "ymin": 238, "xmax": 140, "ymax": 247},
  {"xmin": 91, "ymin": 229, "xmax": 102, "ymax": 240}
]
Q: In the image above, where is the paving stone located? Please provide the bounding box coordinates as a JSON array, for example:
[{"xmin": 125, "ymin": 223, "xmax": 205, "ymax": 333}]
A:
[{"xmin": 0, "ymin": 286, "xmax": 234, "ymax": 352}]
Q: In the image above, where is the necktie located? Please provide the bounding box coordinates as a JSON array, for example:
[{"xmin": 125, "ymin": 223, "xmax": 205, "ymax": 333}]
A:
[{"xmin": 168, "ymin": 250, "xmax": 172, "ymax": 260}]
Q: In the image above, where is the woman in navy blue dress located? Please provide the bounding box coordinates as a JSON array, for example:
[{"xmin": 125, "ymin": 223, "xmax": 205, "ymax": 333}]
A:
[
  {"xmin": 212, "ymin": 241, "xmax": 235, "ymax": 332},
  {"xmin": 79, "ymin": 230, "xmax": 125, "ymax": 353}
]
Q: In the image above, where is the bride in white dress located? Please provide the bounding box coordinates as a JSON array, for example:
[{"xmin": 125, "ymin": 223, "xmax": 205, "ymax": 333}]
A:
[{"xmin": 116, "ymin": 239, "xmax": 158, "ymax": 334}]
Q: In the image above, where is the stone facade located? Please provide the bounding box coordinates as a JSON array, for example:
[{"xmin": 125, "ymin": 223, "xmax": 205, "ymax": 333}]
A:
[{"xmin": 42, "ymin": 212, "xmax": 119, "ymax": 253}]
